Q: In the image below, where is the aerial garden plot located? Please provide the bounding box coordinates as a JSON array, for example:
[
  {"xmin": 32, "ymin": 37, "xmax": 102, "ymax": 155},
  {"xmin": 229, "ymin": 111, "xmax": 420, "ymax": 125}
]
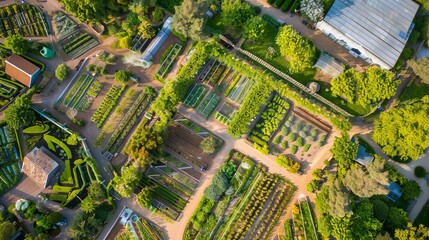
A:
[
  {"xmin": 91, "ymin": 84, "xmax": 126, "ymax": 128},
  {"xmin": 184, "ymin": 150, "xmax": 295, "ymax": 240},
  {"xmin": 197, "ymin": 91, "xmax": 220, "ymax": 119},
  {"xmin": 0, "ymin": 4, "xmax": 49, "ymax": 37},
  {"xmin": 184, "ymin": 84, "xmax": 207, "ymax": 108},
  {"xmin": 214, "ymin": 102, "xmax": 237, "ymax": 126},
  {"xmin": 22, "ymin": 110, "xmax": 101, "ymax": 207},
  {"xmin": 53, "ymin": 11, "xmax": 99, "ymax": 58},
  {"xmin": 224, "ymin": 75, "xmax": 255, "ymax": 104},
  {"xmin": 62, "ymin": 72, "xmax": 103, "ymax": 111},
  {"xmin": 271, "ymin": 107, "xmax": 331, "ymax": 157},
  {"xmin": 0, "ymin": 76, "xmax": 24, "ymax": 109},
  {"xmin": 155, "ymin": 43, "xmax": 183, "ymax": 79},
  {"xmin": 284, "ymin": 195, "xmax": 319, "ymax": 240},
  {"xmin": 0, "ymin": 121, "xmax": 23, "ymax": 194}
]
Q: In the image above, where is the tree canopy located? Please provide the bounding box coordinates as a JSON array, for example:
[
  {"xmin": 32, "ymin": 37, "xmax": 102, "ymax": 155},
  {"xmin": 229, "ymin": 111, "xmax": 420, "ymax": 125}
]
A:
[
  {"xmin": 394, "ymin": 223, "xmax": 429, "ymax": 240},
  {"xmin": 331, "ymin": 67, "xmax": 398, "ymax": 107},
  {"xmin": 316, "ymin": 180, "xmax": 352, "ymax": 218},
  {"xmin": 330, "ymin": 134, "xmax": 358, "ymax": 177},
  {"xmin": 344, "ymin": 166, "xmax": 389, "ymax": 198},
  {"xmin": 4, "ymin": 34, "xmax": 28, "ymax": 55},
  {"xmin": 172, "ymin": 0, "xmax": 206, "ymax": 40},
  {"xmin": 0, "ymin": 221, "xmax": 16, "ymax": 240},
  {"xmin": 114, "ymin": 70, "xmax": 132, "ymax": 83},
  {"xmin": 5, "ymin": 94, "xmax": 35, "ymax": 130},
  {"xmin": 221, "ymin": 0, "xmax": 254, "ymax": 30},
  {"xmin": 55, "ymin": 64, "xmax": 69, "ymax": 81},
  {"xmin": 112, "ymin": 165, "xmax": 142, "ymax": 198},
  {"xmin": 243, "ymin": 16, "xmax": 267, "ymax": 42},
  {"xmin": 137, "ymin": 187, "xmax": 153, "ymax": 208},
  {"xmin": 200, "ymin": 136, "xmax": 217, "ymax": 154},
  {"xmin": 408, "ymin": 57, "xmax": 429, "ymax": 84},
  {"xmin": 275, "ymin": 25, "xmax": 316, "ymax": 72},
  {"xmin": 372, "ymin": 97, "xmax": 429, "ymax": 160},
  {"xmin": 59, "ymin": 0, "xmax": 130, "ymax": 23}
]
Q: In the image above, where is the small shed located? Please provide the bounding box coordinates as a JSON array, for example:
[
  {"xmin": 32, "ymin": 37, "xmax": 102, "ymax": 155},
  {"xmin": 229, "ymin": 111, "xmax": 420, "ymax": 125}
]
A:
[
  {"xmin": 315, "ymin": 52, "xmax": 343, "ymax": 77},
  {"xmin": 21, "ymin": 147, "xmax": 60, "ymax": 188},
  {"xmin": 5, "ymin": 54, "xmax": 41, "ymax": 87},
  {"xmin": 352, "ymin": 137, "xmax": 374, "ymax": 167},
  {"xmin": 386, "ymin": 182, "xmax": 403, "ymax": 202}
]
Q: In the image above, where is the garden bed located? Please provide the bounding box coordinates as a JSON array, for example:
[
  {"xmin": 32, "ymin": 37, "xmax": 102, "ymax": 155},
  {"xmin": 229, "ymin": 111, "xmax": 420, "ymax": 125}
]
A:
[
  {"xmin": 60, "ymin": 30, "xmax": 99, "ymax": 59},
  {"xmin": 0, "ymin": 77, "xmax": 24, "ymax": 108},
  {"xmin": 0, "ymin": 121, "xmax": 22, "ymax": 194},
  {"xmin": 63, "ymin": 73, "xmax": 95, "ymax": 109},
  {"xmin": 197, "ymin": 91, "xmax": 220, "ymax": 119},
  {"xmin": 0, "ymin": 4, "xmax": 49, "ymax": 37},
  {"xmin": 214, "ymin": 102, "xmax": 237, "ymax": 126},
  {"xmin": 91, "ymin": 84, "xmax": 126, "ymax": 128},
  {"xmin": 156, "ymin": 43, "xmax": 182, "ymax": 78},
  {"xmin": 225, "ymin": 75, "xmax": 255, "ymax": 104},
  {"xmin": 183, "ymin": 84, "xmax": 207, "ymax": 108}
]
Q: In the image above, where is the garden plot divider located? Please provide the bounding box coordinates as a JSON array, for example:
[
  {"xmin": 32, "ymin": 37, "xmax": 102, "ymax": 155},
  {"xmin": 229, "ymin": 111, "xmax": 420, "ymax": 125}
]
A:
[{"xmin": 156, "ymin": 43, "xmax": 182, "ymax": 78}]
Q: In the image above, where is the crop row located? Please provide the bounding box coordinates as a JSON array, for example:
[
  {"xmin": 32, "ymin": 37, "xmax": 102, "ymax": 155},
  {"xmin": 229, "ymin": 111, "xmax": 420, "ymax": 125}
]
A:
[
  {"xmin": 75, "ymin": 81, "xmax": 103, "ymax": 111},
  {"xmin": 184, "ymin": 84, "xmax": 207, "ymax": 108},
  {"xmin": 67, "ymin": 39, "xmax": 99, "ymax": 59},
  {"xmin": 91, "ymin": 85, "xmax": 126, "ymax": 127},
  {"xmin": 63, "ymin": 73, "xmax": 89, "ymax": 106},
  {"xmin": 63, "ymin": 33, "xmax": 92, "ymax": 53},
  {"xmin": 0, "ymin": 4, "xmax": 48, "ymax": 37},
  {"xmin": 156, "ymin": 43, "xmax": 182, "ymax": 78},
  {"xmin": 197, "ymin": 92, "xmax": 220, "ymax": 118}
]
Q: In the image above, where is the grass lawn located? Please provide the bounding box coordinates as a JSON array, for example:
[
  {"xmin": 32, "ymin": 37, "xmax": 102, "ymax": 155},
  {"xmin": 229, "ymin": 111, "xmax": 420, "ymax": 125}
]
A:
[
  {"xmin": 240, "ymin": 24, "xmax": 371, "ymax": 116},
  {"xmin": 414, "ymin": 199, "xmax": 429, "ymax": 227},
  {"xmin": 400, "ymin": 79, "xmax": 429, "ymax": 102}
]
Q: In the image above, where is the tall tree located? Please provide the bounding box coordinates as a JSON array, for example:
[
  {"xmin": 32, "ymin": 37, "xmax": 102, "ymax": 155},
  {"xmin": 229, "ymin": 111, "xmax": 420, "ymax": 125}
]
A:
[
  {"xmin": 344, "ymin": 166, "xmax": 389, "ymax": 198},
  {"xmin": 315, "ymin": 180, "xmax": 352, "ymax": 218},
  {"xmin": 372, "ymin": 96, "xmax": 429, "ymax": 160},
  {"xmin": 331, "ymin": 68, "xmax": 362, "ymax": 102},
  {"xmin": 172, "ymin": 0, "xmax": 206, "ymax": 40},
  {"xmin": 350, "ymin": 200, "xmax": 383, "ymax": 240},
  {"xmin": 221, "ymin": 0, "xmax": 254, "ymax": 30},
  {"xmin": 4, "ymin": 34, "xmax": 28, "ymax": 55},
  {"xmin": 385, "ymin": 207, "xmax": 409, "ymax": 233},
  {"xmin": 243, "ymin": 16, "xmax": 267, "ymax": 42},
  {"xmin": 68, "ymin": 212, "xmax": 102, "ymax": 239},
  {"xmin": 87, "ymin": 183, "xmax": 106, "ymax": 202},
  {"xmin": 5, "ymin": 94, "xmax": 35, "ymax": 130},
  {"xmin": 330, "ymin": 134, "xmax": 358, "ymax": 177},
  {"xmin": 276, "ymin": 25, "xmax": 316, "ymax": 72},
  {"xmin": 366, "ymin": 156, "xmax": 389, "ymax": 186},
  {"xmin": 300, "ymin": 0, "xmax": 324, "ymax": 22},
  {"xmin": 395, "ymin": 223, "xmax": 429, "ymax": 240},
  {"xmin": 80, "ymin": 197, "xmax": 96, "ymax": 213},
  {"xmin": 0, "ymin": 222, "xmax": 16, "ymax": 240},
  {"xmin": 112, "ymin": 165, "xmax": 142, "ymax": 198},
  {"xmin": 136, "ymin": 187, "xmax": 153, "ymax": 208},
  {"xmin": 408, "ymin": 57, "xmax": 429, "ymax": 84}
]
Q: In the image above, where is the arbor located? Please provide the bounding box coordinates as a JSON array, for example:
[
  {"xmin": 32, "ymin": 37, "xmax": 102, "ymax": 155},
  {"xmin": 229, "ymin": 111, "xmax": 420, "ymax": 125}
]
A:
[
  {"xmin": 114, "ymin": 70, "xmax": 132, "ymax": 83},
  {"xmin": 331, "ymin": 134, "xmax": 358, "ymax": 177},
  {"xmin": 55, "ymin": 64, "xmax": 69, "ymax": 81},
  {"xmin": 172, "ymin": 0, "xmax": 206, "ymax": 40},
  {"xmin": 300, "ymin": 0, "xmax": 324, "ymax": 22},
  {"xmin": 5, "ymin": 94, "xmax": 35, "ymax": 130},
  {"xmin": 0, "ymin": 222, "xmax": 16, "ymax": 240},
  {"xmin": 200, "ymin": 136, "xmax": 217, "ymax": 154},
  {"xmin": 137, "ymin": 187, "xmax": 153, "ymax": 208},
  {"xmin": 243, "ymin": 16, "xmax": 267, "ymax": 42},
  {"xmin": 372, "ymin": 97, "xmax": 429, "ymax": 160},
  {"xmin": 401, "ymin": 180, "xmax": 421, "ymax": 200},
  {"xmin": 344, "ymin": 166, "xmax": 389, "ymax": 198},
  {"xmin": 221, "ymin": 0, "xmax": 254, "ymax": 30},
  {"xmin": 407, "ymin": 57, "xmax": 429, "ymax": 84},
  {"xmin": 4, "ymin": 34, "xmax": 28, "ymax": 55},
  {"xmin": 112, "ymin": 165, "xmax": 142, "ymax": 198},
  {"xmin": 276, "ymin": 25, "xmax": 316, "ymax": 72},
  {"xmin": 394, "ymin": 223, "xmax": 429, "ymax": 240},
  {"xmin": 331, "ymin": 67, "xmax": 398, "ymax": 107}
]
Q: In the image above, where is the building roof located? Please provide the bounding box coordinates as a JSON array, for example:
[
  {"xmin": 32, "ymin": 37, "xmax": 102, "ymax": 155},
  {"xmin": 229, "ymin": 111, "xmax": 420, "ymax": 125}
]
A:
[
  {"xmin": 318, "ymin": 0, "xmax": 419, "ymax": 69},
  {"xmin": 386, "ymin": 182, "xmax": 402, "ymax": 202},
  {"xmin": 5, "ymin": 54, "xmax": 40, "ymax": 87},
  {"xmin": 315, "ymin": 52, "xmax": 344, "ymax": 77},
  {"xmin": 22, "ymin": 147, "xmax": 59, "ymax": 188}
]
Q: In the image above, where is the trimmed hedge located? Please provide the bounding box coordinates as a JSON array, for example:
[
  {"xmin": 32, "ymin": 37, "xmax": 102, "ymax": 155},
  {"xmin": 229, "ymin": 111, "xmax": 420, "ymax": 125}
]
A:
[
  {"xmin": 274, "ymin": 0, "xmax": 285, "ymax": 8},
  {"xmin": 281, "ymin": 0, "xmax": 293, "ymax": 11},
  {"xmin": 23, "ymin": 124, "xmax": 50, "ymax": 134}
]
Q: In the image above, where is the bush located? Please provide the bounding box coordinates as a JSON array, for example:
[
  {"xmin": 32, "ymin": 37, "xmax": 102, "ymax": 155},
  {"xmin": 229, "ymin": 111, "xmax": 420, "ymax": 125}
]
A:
[
  {"xmin": 303, "ymin": 144, "xmax": 311, "ymax": 152},
  {"xmin": 306, "ymin": 136, "xmax": 315, "ymax": 142},
  {"xmin": 281, "ymin": 141, "xmax": 288, "ymax": 149},
  {"xmin": 299, "ymin": 130, "xmax": 307, "ymax": 138},
  {"xmin": 55, "ymin": 64, "xmax": 69, "ymax": 81},
  {"xmin": 402, "ymin": 180, "xmax": 422, "ymax": 200},
  {"xmin": 273, "ymin": 135, "xmax": 282, "ymax": 144},
  {"xmin": 296, "ymin": 137, "xmax": 304, "ymax": 147},
  {"xmin": 306, "ymin": 180, "xmax": 318, "ymax": 192},
  {"xmin": 291, "ymin": 145, "xmax": 298, "ymax": 154},
  {"xmin": 267, "ymin": 0, "xmax": 275, "ymax": 4},
  {"xmin": 415, "ymin": 166, "xmax": 426, "ymax": 178},
  {"xmin": 281, "ymin": 0, "xmax": 292, "ymax": 11},
  {"xmin": 310, "ymin": 129, "xmax": 318, "ymax": 137},
  {"xmin": 281, "ymin": 126, "xmax": 289, "ymax": 136},
  {"xmin": 288, "ymin": 132, "xmax": 296, "ymax": 142}
]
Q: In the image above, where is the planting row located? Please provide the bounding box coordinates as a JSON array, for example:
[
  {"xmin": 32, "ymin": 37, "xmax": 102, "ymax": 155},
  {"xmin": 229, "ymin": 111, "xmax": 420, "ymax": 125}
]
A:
[
  {"xmin": 156, "ymin": 43, "xmax": 182, "ymax": 78},
  {"xmin": 184, "ymin": 84, "xmax": 207, "ymax": 108},
  {"xmin": 214, "ymin": 103, "xmax": 237, "ymax": 126},
  {"xmin": 64, "ymin": 73, "xmax": 95, "ymax": 109},
  {"xmin": 91, "ymin": 85, "xmax": 126, "ymax": 127},
  {"xmin": 0, "ymin": 122, "xmax": 22, "ymax": 194},
  {"xmin": 197, "ymin": 91, "xmax": 220, "ymax": 119},
  {"xmin": 75, "ymin": 81, "xmax": 103, "ymax": 111},
  {"xmin": 0, "ymin": 4, "xmax": 49, "ymax": 37},
  {"xmin": 53, "ymin": 11, "xmax": 79, "ymax": 40}
]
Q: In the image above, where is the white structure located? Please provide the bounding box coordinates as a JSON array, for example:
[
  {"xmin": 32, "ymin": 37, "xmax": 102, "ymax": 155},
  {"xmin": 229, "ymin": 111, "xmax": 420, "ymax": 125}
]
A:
[
  {"xmin": 136, "ymin": 17, "xmax": 173, "ymax": 68},
  {"xmin": 315, "ymin": 52, "xmax": 343, "ymax": 77},
  {"xmin": 317, "ymin": 0, "xmax": 419, "ymax": 69}
]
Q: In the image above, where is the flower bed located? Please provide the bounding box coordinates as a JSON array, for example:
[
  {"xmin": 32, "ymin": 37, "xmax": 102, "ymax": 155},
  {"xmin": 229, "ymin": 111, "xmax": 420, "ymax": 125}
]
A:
[
  {"xmin": 197, "ymin": 91, "xmax": 220, "ymax": 119},
  {"xmin": 91, "ymin": 85, "xmax": 126, "ymax": 128},
  {"xmin": 183, "ymin": 84, "xmax": 207, "ymax": 108},
  {"xmin": 0, "ymin": 4, "xmax": 49, "ymax": 37}
]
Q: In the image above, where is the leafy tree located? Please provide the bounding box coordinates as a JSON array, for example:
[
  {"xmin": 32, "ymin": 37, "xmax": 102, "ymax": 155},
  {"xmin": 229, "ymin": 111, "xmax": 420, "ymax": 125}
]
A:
[
  {"xmin": 24, "ymin": 234, "xmax": 49, "ymax": 240},
  {"xmin": 172, "ymin": 0, "xmax": 206, "ymax": 40},
  {"xmin": 394, "ymin": 223, "xmax": 429, "ymax": 240},
  {"xmin": 204, "ymin": 172, "xmax": 229, "ymax": 201},
  {"xmin": 330, "ymin": 216, "xmax": 353, "ymax": 240},
  {"xmin": 138, "ymin": 17, "xmax": 155, "ymax": 39},
  {"xmin": 152, "ymin": 7, "xmax": 164, "ymax": 22},
  {"xmin": 0, "ymin": 222, "xmax": 16, "ymax": 240},
  {"xmin": 112, "ymin": 165, "xmax": 142, "ymax": 198},
  {"xmin": 312, "ymin": 169, "xmax": 324, "ymax": 180},
  {"xmin": 68, "ymin": 212, "xmax": 103, "ymax": 239},
  {"xmin": 59, "ymin": 0, "xmax": 129, "ymax": 23},
  {"xmin": 243, "ymin": 16, "xmax": 267, "ymax": 42},
  {"xmin": 385, "ymin": 207, "xmax": 409, "ymax": 233},
  {"xmin": 200, "ymin": 136, "xmax": 217, "ymax": 154},
  {"xmin": 87, "ymin": 182, "xmax": 106, "ymax": 202},
  {"xmin": 114, "ymin": 70, "xmax": 132, "ymax": 83},
  {"xmin": 137, "ymin": 187, "xmax": 153, "ymax": 208},
  {"xmin": 81, "ymin": 197, "xmax": 96, "ymax": 213},
  {"xmin": 371, "ymin": 199, "xmax": 389, "ymax": 221},
  {"xmin": 275, "ymin": 155, "xmax": 301, "ymax": 173},
  {"xmin": 366, "ymin": 157, "xmax": 389, "ymax": 186},
  {"xmin": 375, "ymin": 232, "xmax": 392, "ymax": 240},
  {"xmin": 5, "ymin": 94, "xmax": 35, "ymax": 130},
  {"xmin": 316, "ymin": 180, "xmax": 352, "ymax": 218},
  {"xmin": 350, "ymin": 200, "xmax": 383, "ymax": 240},
  {"xmin": 276, "ymin": 25, "xmax": 316, "ymax": 72},
  {"xmin": 4, "ymin": 34, "xmax": 28, "ymax": 55},
  {"xmin": 119, "ymin": 36, "xmax": 132, "ymax": 49},
  {"xmin": 401, "ymin": 180, "xmax": 421, "ymax": 200},
  {"xmin": 344, "ymin": 166, "xmax": 389, "ymax": 198},
  {"xmin": 306, "ymin": 179, "xmax": 319, "ymax": 192},
  {"xmin": 221, "ymin": 0, "xmax": 254, "ymax": 30},
  {"xmin": 331, "ymin": 134, "xmax": 358, "ymax": 177},
  {"xmin": 55, "ymin": 64, "xmax": 69, "ymax": 81},
  {"xmin": 300, "ymin": 0, "xmax": 324, "ymax": 22},
  {"xmin": 414, "ymin": 166, "xmax": 427, "ymax": 178},
  {"xmin": 372, "ymin": 97, "xmax": 429, "ymax": 160}
]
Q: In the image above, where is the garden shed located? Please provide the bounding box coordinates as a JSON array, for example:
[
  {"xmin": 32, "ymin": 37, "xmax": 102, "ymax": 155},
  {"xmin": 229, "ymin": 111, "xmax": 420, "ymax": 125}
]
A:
[
  {"xmin": 315, "ymin": 52, "xmax": 343, "ymax": 77},
  {"xmin": 317, "ymin": 0, "xmax": 419, "ymax": 69},
  {"xmin": 22, "ymin": 147, "xmax": 60, "ymax": 188},
  {"xmin": 5, "ymin": 54, "xmax": 41, "ymax": 87}
]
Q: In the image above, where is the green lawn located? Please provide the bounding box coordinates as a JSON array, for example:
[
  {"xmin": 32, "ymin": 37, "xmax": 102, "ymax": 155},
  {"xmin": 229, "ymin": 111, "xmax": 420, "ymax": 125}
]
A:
[
  {"xmin": 414, "ymin": 199, "xmax": 429, "ymax": 227},
  {"xmin": 400, "ymin": 80, "xmax": 429, "ymax": 102},
  {"xmin": 240, "ymin": 24, "xmax": 371, "ymax": 116}
]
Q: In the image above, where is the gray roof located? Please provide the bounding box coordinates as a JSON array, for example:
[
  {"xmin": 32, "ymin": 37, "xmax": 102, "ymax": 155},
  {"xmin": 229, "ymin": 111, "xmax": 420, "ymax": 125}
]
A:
[
  {"xmin": 323, "ymin": 0, "xmax": 419, "ymax": 68},
  {"xmin": 315, "ymin": 52, "xmax": 343, "ymax": 77}
]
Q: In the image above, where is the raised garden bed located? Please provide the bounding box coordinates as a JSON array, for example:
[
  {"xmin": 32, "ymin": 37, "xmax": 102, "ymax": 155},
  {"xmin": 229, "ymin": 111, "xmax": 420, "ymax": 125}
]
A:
[
  {"xmin": 197, "ymin": 91, "xmax": 220, "ymax": 119},
  {"xmin": 0, "ymin": 4, "xmax": 49, "ymax": 37},
  {"xmin": 156, "ymin": 43, "xmax": 182, "ymax": 78},
  {"xmin": 91, "ymin": 84, "xmax": 126, "ymax": 128},
  {"xmin": 183, "ymin": 84, "xmax": 207, "ymax": 108}
]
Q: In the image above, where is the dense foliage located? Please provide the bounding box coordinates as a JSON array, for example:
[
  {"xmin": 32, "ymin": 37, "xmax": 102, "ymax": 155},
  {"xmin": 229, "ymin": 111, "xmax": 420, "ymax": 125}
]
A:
[
  {"xmin": 300, "ymin": 0, "xmax": 324, "ymax": 22},
  {"xmin": 55, "ymin": 64, "xmax": 69, "ymax": 81},
  {"xmin": 112, "ymin": 165, "xmax": 142, "ymax": 198},
  {"xmin": 59, "ymin": 0, "xmax": 130, "ymax": 23},
  {"xmin": 330, "ymin": 134, "xmax": 358, "ymax": 177},
  {"xmin": 243, "ymin": 16, "xmax": 267, "ymax": 41},
  {"xmin": 4, "ymin": 34, "xmax": 28, "ymax": 55},
  {"xmin": 5, "ymin": 94, "xmax": 35, "ymax": 130},
  {"xmin": 200, "ymin": 136, "xmax": 217, "ymax": 154},
  {"xmin": 221, "ymin": 0, "xmax": 255, "ymax": 30},
  {"xmin": 275, "ymin": 25, "xmax": 316, "ymax": 72},
  {"xmin": 408, "ymin": 57, "xmax": 429, "ymax": 84},
  {"xmin": 331, "ymin": 67, "xmax": 398, "ymax": 107},
  {"xmin": 344, "ymin": 166, "xmax": 388, "ymax": 198},
  {"xmin": 114, "ymin": 70, "xmax": 132, "ymax": 83},
  {"xmin": 172, "ymin": 0, "xmax": 206, "ymax": 40},
  {"xmin": 372, "ymin": 97, "xmax": 429, "ymax": 160},
  {"xmin": 275, "ymin": 155, "xmax": 300, "ymax": 173}
]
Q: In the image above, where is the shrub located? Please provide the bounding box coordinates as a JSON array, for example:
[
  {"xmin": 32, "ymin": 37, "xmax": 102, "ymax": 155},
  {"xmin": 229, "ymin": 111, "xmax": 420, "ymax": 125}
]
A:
[
  {"xmin": 303, "ymin": 144, "xmax": 311, "ymax": 152},
  {"xmin": 288, "ymin": 132, "xmax": 296, "ymax": 142},
  {"xmin": 273, "ymin": 135, "xmax": 282, "ymax": 144},
  {"xmin": 281, "ymin": 141, "xmax": 288, "ymax": 149},
  {"xmin": 274, "ymin": 0, "xmax": 284, "ymax": 8},
  {"xmin": 402, "ymin": 180, "xmax": 422, "ymax": 200},
  {"xmin": 306, "ymin": 180, "xmax": 318, "ymax": 192},
  {"xmin": 310, "ymin": 129, "xmax": 318, "ymax": 137},
  {"xmin": 281, "ymin": 0, "xmax": 292, "ymax": 11},
  {"xmin": 284, "ymin": 121, "xmax": 292, "ymax": 127},
  {"xmin": 415, "ymin": 166, "xmax": 426, "ymax": 178},
  {"xmin": 306, "ymin": 136, "xmax": 315, "ymax": 142},
  {"xmin": 291, "ymin": 145, "xmax": 298, "ymax": 154},
  {"xmin": 296, "ymin": 137, "xmax": 304, "ymax": 147},
  {"xmin": 299, "ymin": 130, "xmax": 307, "ymax": 138},
  {"xmin": 281, "ymin": 126, "xmax": 289, "ymax": 136},
  {"xmin": 303, "ymin": 125, "xmax": 310, "ymax": 132}
]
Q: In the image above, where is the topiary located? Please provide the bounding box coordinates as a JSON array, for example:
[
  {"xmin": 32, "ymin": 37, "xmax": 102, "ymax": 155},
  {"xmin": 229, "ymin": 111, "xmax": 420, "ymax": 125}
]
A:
[
  {"xmin": 306, "ymin": 136, "xmax": 315, "ymax": 142},
  {"xmin": 273, "ymin": 135, "xmax": 282, "ymax": 144},
  {"xmin": 414, "ymin": 166, "xmax": 427, "ymax": 178},
  {"xmin": 288, "ymin": 132, "xmax": 296, "ymax": 142},
  {"xmin": 310, "ymin": 129, "xmax": 318, "ymax": 137},
  {"xmin": 299, "ymin": 131, "xmax": 307, "ymax": 138},
  {"xmin": 303, "ymin": 125, "xmax": 310, "ymax": 132},
  {"xmin": 281, "ymin": 141, "xmax": 288, "ymax": 149},
  {"xmin": 296, "ymin": 137, "xmax": 304, "ymax": 147},
  {"xmin": 281, "ymin": 126, "xmax": 289, "ymax": 136},
  {"xmin": 303, "ymin": 144, "xmax": 311, "ymax": 152},
  {"xmin": 291, "ymin": 145, "xmax": 298, "ymax": 154}
]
